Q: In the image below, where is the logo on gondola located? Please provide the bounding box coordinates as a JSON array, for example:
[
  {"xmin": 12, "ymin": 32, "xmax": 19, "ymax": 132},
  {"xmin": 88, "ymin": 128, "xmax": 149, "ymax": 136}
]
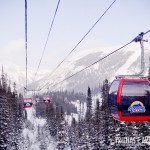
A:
[
  {"xmin": 26, "ymin": 103, "xmax": 31, "ymax": 106},
  {"xmin": 128, "ymin": 101, "xmax": 145, "ymax": 113}
]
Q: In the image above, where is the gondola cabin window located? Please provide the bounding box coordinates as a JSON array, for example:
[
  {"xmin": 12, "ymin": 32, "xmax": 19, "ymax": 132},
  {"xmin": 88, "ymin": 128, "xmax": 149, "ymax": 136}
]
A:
[
  {"xmin": 43, "ymin": 95, "xmax": 51, "ymax": 104},
  {"xmin": 121, "ymin": 81, "xmax": 150, "ymax": 116},
  {"xmin": 23, "ymin": 97, "xmax": 33, "ymax": 108},
  {"xmin": 108, "ymin": 80, "xmax": 120, "ymax": 116}
]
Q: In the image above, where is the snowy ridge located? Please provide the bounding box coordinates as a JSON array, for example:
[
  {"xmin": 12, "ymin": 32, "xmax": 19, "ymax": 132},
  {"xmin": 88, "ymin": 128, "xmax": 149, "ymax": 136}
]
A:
[
  {"xmin": 29, "ymin": 42, "xmax": 150, "ymax": 93},
  {"xmin": 2, "ymin": 63, "xmax": 50, "ymax": 91}
]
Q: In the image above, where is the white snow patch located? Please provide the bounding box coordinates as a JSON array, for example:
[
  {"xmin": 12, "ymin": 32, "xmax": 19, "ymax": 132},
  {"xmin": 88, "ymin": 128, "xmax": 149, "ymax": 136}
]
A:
[
  {"xmin": 92, "ymin": 93, "xmax": 102, "ymax": 108},
  {"xmin": 115, "ymin": 50, "xmax": 140, "ymax": 75},
  {"xmin": 21, "ymin": 107, "xmax": 56, "ymax": 150},
  {"xmin": 71, "ymin": 100, "xmax": 87, "ymax": 119},
  {"xmin": 65, "ymin": 113, "xmax": 79, "ymax": 125}
]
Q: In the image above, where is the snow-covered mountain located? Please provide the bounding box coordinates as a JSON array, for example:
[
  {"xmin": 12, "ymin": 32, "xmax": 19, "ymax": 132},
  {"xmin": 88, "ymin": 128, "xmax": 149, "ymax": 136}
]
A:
[
  {"xmin": 2, "ymin": 64, "xmax": 49, "ymax": 91},
  {"xmin": 2, "ymin": 42, "xmax": 150, "ymax": 93},
  {"xmin": 28, "ymin": 42, "xmax": 150, "ymax": 93}
]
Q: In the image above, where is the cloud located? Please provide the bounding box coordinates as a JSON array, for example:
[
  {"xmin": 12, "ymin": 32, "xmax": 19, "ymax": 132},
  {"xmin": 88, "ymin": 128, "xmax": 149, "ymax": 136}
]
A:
[
  {"xmin": 0, "ymin": 39, "xmax": 25, "ymax": 67},
  {"xmin": 0, "ymin": 39, "xmax": 24, "ymax": 52}
]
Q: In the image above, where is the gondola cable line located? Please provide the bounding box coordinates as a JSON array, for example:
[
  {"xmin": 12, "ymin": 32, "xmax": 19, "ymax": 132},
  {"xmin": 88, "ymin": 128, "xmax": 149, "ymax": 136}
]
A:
[
  {"xmin": 32, "ymin": 0, "xmax": 61, "ymax": 84},
  {"xmin": 41, "ymin": 30, "xmax": 150, "ymax": 92},
  {"xmin": 25, "ymin": 0, "xmax": 28, "ymax": 96},
  {"xmin": 38, "ymin": 0, "xmax": 117, "ymax": 90},
  {"xmin": 24, "ymin": 0, "xmax": 61, "ymax": 106},
  {"xmin": 23, "ymin": 0, "xmax": 34, "ymax": 108},
  {"xmin": 23, "ymin": 0, "xmax": 35, "ymax": 109}
]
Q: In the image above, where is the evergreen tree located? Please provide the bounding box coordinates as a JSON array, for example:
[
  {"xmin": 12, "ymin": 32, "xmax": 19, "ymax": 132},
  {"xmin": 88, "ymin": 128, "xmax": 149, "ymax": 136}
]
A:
[
  {"xmin": 0, "ymin": 79, "xmax": 2, "ymax": 94},
  {"xmin": 12, "ymin": 82, "xmax": 17, "ymax": 98},
  {"xmin": 1, "ymin": 67, "xmax": 8, "ymax": 94},
  {"xmin": 85, "ymin": 86, "xmax": 93, "ymax": 135},
  {"xmin": 7, "ymin": 81, "xmax": 11, "ymax": 97},
  {"xmin": 91, "ymin": 98, "xmax": 101, "ymax": 150},
  {"xmin": 100, "ymin": 79, "xmax": 118, "ymax": 149},
  {"xmin": 46, "ymin": 103, "xmax": 57, "ymax": 137},
  {"xmin": 80, "ymin": 86, "xmax": 94, "ymax": 149},
  {"xmin": 69, "ymin": 117, "xmax": 78, "ymax": 150},
  {"xmin": 0, "ymin": 69, "xmax": 24, "ymax": 149},
  {"xmin": 56, "ymin": 107, "xmax": 69, "ymax": 150},
  {"xmin": 77, "ymin": 119, "xmax": 90, "ymax": 150}
]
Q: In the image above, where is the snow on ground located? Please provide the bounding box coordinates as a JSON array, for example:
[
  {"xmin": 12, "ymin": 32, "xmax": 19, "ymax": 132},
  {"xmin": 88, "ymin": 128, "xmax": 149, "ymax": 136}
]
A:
[
  {"xmin": 65, "ymin": 113, "xmax": 78, "ymax": 125},
  {"xmin": 92, "ymin": 93, "xmax": 102, "ymax": 108},
  {"xmin": 21, "ymin": 97, "xmax": 102, "ymax": 149},
  {"xmin": 71, "ymin": 100, "xmax": 87, "ymax": 118},
  {"xmin": 115, "ymin": 44, "xmax": 141, "ymax": 76},
  {"xmin": 25, "ymin": 107, "xmax": 46, "ymax": 126},
  {"xmin": 71, "ymin": 95, "xmax": 102, "ymax": 121},
  {"xmin": 21, "ymin": 106, "xmax": 56, "ymax": 150}
]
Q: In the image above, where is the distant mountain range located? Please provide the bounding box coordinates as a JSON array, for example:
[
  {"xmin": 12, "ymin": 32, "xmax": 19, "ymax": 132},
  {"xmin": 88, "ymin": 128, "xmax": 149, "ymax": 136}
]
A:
[
  {"xmin": 28, "ymin": 42, "xmax": 150, "ymax": 93},
  {"xmin": 3, "ymin": 42, "xmax": 150, "ymax": 94},
  {"xmin": 2, "ymin": 64, "xmax": 49, "ymax": 92}
]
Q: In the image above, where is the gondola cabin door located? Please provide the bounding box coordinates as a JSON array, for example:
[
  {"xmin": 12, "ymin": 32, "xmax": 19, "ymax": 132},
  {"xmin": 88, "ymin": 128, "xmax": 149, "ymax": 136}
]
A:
[
  {"xmin": 23, "ymin": 97, "xmax": 33, "ymax": 108},
  {"xmin": 108, "ymin": 78, "xmax": 150, "ymax": 122},
  {"xmin": 43, "ymin": 95, "xmax": 51, "ymax": 104}
]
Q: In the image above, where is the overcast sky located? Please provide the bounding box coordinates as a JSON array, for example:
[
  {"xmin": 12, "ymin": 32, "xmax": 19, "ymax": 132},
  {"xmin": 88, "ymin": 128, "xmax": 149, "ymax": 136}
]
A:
[{"xmin": 0, "ymin": 0, "xmax": 150, "ymax": 74}]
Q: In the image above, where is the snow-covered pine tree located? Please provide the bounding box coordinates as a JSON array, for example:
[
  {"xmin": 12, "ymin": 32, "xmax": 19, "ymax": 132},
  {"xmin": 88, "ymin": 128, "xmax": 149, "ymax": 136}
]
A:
[
  {"xmin": 6, "ymin": 87, "xmax": 24, "ymax": 150},
  {"xmin": 86, "ymin": 86, "xmax": 92, "ymax": 113},
  {"xmin": 91, "ymin": 98, "xmax": 101, "ymax": 150},
  {"xmin": 7, "ymin": 81, "xmax": 11, "ymax": 97},
  {"xmin": 46, "ymin": 103, "xmax": 57, "ymax": 137},
  {"xmin": 85, "ymin": 86, "xmax": 93, "ymax": 138},
  {"xmin": 69, "ymin": 117, "xmax": 79, "ymax": 150},
  {"xmin": 78, "ymin": 86, "xmax": 93, "ymax": 150},
  {"xmin": 1, "ymin": 69, "xmax": 8, "ymax": 95},
  {"xmin": 56, "ymin": 106, "xmax": 69, "ymax": 150},
  {"xmin": 0, "ymin": 68, "xmax": 24, "ymax": 150},
  {"xmin": 38, "ymin": 125, "xmax": 48, "ymax": 150},
  {"xmin": 101, "ymin": 79, "xmax": 109, "ymax": 148},
  {"xmin": 0, "ymin": 95, "xmax": 9, "ymax": 150},
  {"xmin": 0, "ymin": 79, "xmax": 2, "ymax": 94},
  {"xmin": 77, "ymin": 117, "xmax": 90, "ymax": 150},
  {"xmin": 100, "ymin": 79, "xmax": 117, "ymax": 149},
  {"xmin": 76, "ymin": 100, "xmax": 85, "ymax": 149},
  {"xmin": 12, "ymin": 82, "xmax": 17, "ymax": 98}
]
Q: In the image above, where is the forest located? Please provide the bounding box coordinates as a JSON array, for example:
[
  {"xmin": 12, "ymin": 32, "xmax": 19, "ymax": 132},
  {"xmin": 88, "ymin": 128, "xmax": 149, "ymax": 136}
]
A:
[{"xmin": 1, "ymin": 68, "xmax": 150, "ymax": 150}]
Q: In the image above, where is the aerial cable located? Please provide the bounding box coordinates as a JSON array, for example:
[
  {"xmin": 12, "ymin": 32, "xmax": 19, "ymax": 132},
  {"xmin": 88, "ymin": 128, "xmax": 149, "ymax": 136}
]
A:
[
  {"xmin": 39, "ymin": 0, "xmax": 117, "ymax": 89},
  {"xmin": 50, "ymin": 41, "xmax": 133, "ymax": 89},
  {"xmin": 33, "ymin": 0, "xmax": 61, "ymax": 83},
  {"xmin": 144, "ymin": 29, "xmax": 150, "ymax": 35},
  {"xmin": 25, "ymin": 0, "xmax": 28, "ymax": 95},
  {"xmin": 48, "ymin": 30, "xmax": 150, "ymax": 90}
]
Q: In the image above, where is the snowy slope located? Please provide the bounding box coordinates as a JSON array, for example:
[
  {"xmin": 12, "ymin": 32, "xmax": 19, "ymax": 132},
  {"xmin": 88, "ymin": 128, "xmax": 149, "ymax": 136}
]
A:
[
  {"xmin": 21, "ymin": 107, "xmax": 57, "ymax": 150},
  {"xmin": 2, "ymin": 42, "xmax": 150, "ymax": 93},
  {"xmin": 28, "ymin": 42, "xmax": 150, "ymax": 93}
]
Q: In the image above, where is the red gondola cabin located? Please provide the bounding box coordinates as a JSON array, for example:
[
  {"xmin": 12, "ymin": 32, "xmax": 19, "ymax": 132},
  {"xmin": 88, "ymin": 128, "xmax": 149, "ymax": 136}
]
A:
[
  {"xmin": 23, "ymin": 97, "xmax": 33, "ymax": 108},
  {"xmin": 108, "ymin": 77, "xmax": 150, "ymax": 122},
  {"xmin": 43, "ymin": 95, "xmax": 51, "ymax": 104}
]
